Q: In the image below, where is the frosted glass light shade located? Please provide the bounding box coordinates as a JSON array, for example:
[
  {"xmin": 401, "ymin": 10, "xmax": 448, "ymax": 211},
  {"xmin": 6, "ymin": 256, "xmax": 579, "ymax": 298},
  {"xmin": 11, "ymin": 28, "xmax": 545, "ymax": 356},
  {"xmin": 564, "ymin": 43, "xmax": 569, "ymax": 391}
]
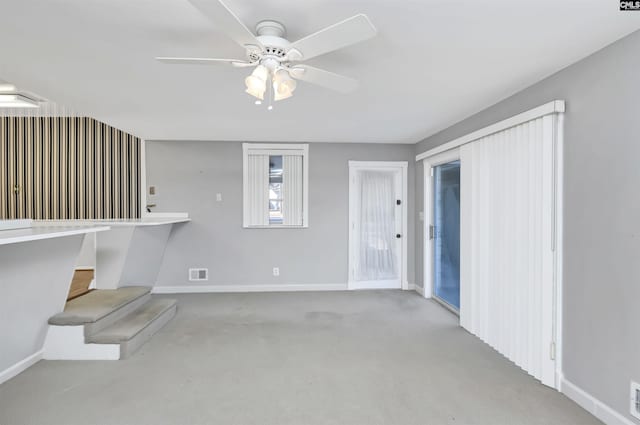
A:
[
  {"xmin": 244, "ymin": 65, "xmax": 268, "ymax": 99},
  {"xmin": 272, "ymin": 70, "xmax": 296, "ymax": 101}
]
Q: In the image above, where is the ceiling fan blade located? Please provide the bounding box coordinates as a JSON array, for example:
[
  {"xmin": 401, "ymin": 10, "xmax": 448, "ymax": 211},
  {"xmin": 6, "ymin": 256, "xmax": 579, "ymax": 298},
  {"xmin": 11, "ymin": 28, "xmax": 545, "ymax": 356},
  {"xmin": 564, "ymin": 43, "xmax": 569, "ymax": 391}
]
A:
[
  {"xmin": 289, "ymin": 65, "xmax": 358, "ymax": 94},
  {"xmin": 188, "ymin": 0, "xmax": 263, "ymax": 49},
  {"xmin": 156, "ymin": 57, "xmax": 253, "ymax": 67},
  {"xmin": 287, "ymin": 14, "xmax": 376, "ymax": 61}
]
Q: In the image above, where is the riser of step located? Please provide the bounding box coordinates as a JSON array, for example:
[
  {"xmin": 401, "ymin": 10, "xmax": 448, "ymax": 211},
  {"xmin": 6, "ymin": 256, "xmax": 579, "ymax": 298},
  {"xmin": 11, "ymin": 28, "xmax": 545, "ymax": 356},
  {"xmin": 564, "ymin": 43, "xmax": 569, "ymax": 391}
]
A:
[
  {"xmin": 84, "ymin": 293, "xmax": 151, "ymax": 338},
  {"xmin": 120, "ymin": 303, "xmax": 177, "ymax": 358},
  {"xmin": 87, "ymin": 298, "xmax": 177, "ymax": 358}
]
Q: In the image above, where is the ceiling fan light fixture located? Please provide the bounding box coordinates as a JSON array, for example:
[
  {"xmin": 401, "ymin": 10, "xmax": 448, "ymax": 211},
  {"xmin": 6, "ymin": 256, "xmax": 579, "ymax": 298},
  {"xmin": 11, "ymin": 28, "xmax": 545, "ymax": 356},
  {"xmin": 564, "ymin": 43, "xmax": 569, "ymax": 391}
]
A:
[
  {"xmin": 244, "ymin": 65, "xmax": 269, "ymax": 99},
  {"xmin": 155, "ymin": 1, "xmax": 376, "ymax": 108},
  {"xmin": 273, "ymin": 70, "xmax": 296, "ymax": 101},
  {"xmin": 0, "ymin": 94, "xmax": 39, "ymax": 109},
  {"xmin": 0, "ymin": 84, "xmax": 17, "ymax": 93},
  {"xmin": 245, "ymin": 86, "xmax": 265, "ymax": 100},
  {"xmin": 274, "ymin": 89, "xmax": 293, "ymax": 101}
]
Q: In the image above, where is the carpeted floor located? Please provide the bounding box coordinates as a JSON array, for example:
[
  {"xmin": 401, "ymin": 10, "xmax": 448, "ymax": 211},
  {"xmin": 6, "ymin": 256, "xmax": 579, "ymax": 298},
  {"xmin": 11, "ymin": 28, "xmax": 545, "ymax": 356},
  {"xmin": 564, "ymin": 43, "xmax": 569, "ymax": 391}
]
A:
[{"xmin": 0, "ymin": 290, "xmax": 600, "ymax": 425}]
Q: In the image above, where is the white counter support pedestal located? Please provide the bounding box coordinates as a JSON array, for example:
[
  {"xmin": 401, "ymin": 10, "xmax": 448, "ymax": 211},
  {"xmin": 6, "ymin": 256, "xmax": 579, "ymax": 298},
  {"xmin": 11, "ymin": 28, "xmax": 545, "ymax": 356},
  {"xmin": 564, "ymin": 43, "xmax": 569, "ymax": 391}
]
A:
[
  {"xmin": 95, "ymin": 217, "xmax": 190, "ymax": 289},
  {"xmin": 0, "ymin": 222, "xmax": 109, "ymax": 384},
  {"xmin": 37, "ymin": 216, "xmax": 190, "ymax": 290}
]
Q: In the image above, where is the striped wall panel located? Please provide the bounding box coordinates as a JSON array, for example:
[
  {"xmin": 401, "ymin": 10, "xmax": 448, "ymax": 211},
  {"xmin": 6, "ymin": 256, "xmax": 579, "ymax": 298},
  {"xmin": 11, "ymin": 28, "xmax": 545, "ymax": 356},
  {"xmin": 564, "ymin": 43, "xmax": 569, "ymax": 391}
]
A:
[{"xmin": 0, "ymin": 117, "xmax": 140, "ymax": 219}]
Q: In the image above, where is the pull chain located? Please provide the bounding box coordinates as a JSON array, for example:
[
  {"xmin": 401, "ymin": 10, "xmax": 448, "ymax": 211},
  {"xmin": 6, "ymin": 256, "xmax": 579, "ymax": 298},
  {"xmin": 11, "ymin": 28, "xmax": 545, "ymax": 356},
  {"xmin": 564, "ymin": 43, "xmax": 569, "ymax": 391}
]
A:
[{"xmin": 268, "ymin": 72, "xmax": 274, "ymax": 111}]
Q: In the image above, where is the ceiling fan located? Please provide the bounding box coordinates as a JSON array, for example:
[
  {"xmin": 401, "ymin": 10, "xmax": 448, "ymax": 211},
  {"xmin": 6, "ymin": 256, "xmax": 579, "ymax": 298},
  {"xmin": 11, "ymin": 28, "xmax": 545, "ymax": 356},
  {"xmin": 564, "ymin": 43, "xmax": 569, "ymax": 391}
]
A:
[{"xmin": 156, "ymin": 0, "xmax": 377, "ymax": 109}]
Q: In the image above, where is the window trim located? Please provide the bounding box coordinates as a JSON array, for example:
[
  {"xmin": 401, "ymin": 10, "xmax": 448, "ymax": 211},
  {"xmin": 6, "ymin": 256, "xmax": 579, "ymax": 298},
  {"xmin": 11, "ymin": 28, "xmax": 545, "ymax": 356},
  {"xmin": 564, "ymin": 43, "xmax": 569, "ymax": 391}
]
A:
[{"xmin": 242, "ymin": 143, "xmax": 309, "ymax": 228}]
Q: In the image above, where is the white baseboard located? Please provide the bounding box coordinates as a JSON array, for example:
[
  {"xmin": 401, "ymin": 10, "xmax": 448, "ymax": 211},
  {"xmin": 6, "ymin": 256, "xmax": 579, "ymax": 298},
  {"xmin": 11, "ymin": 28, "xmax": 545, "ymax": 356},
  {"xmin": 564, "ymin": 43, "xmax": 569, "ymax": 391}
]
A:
[
  {"xmin": 152, "ymin": 283, "xmax": 348, "ymax": 294},
  {"xmin": 0, "ymin": 350, "xmax": 43, "ymax": 385},
  {"xmin": 348, "ymin": 280, "xmax": 402, "ymax": 290},
  {"xmin": 413, "ymin": 285, "xmax": 425, "ymax": 296},
  {"xmin": 153, "ymin": 282, "xmax": 425, "ymax": 294},
  {"xmin": 561, "ymin": 377, "xmax": 635, "ymax": 425}
]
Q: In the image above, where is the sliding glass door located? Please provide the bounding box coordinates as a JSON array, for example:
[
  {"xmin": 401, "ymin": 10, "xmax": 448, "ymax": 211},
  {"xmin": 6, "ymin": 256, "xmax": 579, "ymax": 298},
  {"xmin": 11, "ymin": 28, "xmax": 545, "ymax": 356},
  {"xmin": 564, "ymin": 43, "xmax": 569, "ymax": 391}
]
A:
[{"xmin": 433, "ymin": 160, "xmax": 461, "ymax": 310}]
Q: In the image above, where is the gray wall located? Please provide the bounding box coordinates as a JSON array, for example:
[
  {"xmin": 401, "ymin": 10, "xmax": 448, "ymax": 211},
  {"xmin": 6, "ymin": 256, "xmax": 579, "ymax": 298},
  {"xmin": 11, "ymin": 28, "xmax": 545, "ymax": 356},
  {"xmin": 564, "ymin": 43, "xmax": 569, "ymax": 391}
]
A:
[
  {"xmin": 415, "ymin": 30, "xmax": 640, "ymax": 422},
  {"xmin": 146, "ymin": 141, "xmax": 415, "ymax": 288}
]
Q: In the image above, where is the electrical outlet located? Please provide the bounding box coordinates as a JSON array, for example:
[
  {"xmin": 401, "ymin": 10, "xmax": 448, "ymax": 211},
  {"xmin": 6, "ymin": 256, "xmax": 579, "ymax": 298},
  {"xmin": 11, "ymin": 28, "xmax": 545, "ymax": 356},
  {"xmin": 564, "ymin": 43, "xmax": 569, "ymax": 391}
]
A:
[
  {"xmin": 149, "ymin": 185, "xmax": 157, "ymax": 196},
  {"xmin": 273, "ymin": 267, "xmax": 280, "ymax": 277},
  {"xmin": 216, "ymin": 193, "xmax": 222, "ymax": 202},
  {"xmin": 419, "ymin": 211, "xmax": 424, "ymax": 221},
  {"xmin": 630, "ymin": 381, "xmax": 640, "ymax": 420}
]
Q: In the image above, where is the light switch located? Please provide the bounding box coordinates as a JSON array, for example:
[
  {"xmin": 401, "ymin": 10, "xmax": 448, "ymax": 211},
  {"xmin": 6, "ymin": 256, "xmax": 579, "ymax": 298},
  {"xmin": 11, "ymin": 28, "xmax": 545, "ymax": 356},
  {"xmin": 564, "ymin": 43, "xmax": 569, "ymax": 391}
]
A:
[
  {"xmin": 149, "ymin": 186, "xmax": 157, "ymax": 196},
  {"xmin": 419, "ymin": 211, "xmax": 424, "ymax": 221},
  {"xmin": 216, "ymin": 193, "xmax": 222, "ymax": 202}
]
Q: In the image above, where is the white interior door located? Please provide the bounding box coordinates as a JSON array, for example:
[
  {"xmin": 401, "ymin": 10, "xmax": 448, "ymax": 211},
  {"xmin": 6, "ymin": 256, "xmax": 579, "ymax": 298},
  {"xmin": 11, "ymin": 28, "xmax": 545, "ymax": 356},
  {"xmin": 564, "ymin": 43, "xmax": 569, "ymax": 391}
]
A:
[{"xmin": 348, "ymin": 161, "xmax": 407, "ymax": 290}]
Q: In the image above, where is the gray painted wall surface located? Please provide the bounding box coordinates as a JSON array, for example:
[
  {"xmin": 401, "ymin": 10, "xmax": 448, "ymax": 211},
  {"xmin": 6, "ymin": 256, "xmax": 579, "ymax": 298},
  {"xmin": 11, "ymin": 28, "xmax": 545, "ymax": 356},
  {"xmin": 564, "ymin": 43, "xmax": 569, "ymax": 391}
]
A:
[
  {"xmin": 415, "ymin": 30, "xmax": 640, "ymax": 422},
  {"xmin": 146, "ymin": 142, "xmax": 415, "ymax": 288}
]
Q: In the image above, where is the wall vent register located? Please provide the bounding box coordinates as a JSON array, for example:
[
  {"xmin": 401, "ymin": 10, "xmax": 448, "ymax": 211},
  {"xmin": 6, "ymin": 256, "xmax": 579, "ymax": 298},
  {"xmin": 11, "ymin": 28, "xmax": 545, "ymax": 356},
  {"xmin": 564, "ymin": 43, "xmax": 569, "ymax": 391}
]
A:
[{"xmin": 188, "ymin": 268, "xmax": 208, "ymax": 281}]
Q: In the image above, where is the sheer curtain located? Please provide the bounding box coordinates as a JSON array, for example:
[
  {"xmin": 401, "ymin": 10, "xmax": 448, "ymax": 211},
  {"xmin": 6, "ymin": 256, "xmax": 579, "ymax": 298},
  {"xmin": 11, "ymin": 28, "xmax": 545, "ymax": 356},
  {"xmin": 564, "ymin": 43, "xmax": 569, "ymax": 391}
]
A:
[{"xmin": 354, "ymin": 170, "xmax": 397, "ymax": 281}]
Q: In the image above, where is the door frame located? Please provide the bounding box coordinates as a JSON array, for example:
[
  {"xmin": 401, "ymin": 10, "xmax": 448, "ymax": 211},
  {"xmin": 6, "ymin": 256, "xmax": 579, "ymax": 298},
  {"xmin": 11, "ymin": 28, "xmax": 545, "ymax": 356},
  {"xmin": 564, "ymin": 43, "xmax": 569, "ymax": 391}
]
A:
[
  {"xmin": 422, "ymin": 148, "xmax": 461, "ymax": 301},
  {"xmin": 348, "ymin": 161, "xmax": 408, "ymax": 290}
]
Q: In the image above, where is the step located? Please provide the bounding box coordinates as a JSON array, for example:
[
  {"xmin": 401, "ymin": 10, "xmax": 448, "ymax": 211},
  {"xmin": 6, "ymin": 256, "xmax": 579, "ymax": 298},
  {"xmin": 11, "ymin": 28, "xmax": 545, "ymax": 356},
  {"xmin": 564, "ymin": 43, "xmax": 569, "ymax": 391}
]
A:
[
  {"xmin": 49, "ymin": 286, "xmax": 151, "ymax": 326},
  {"xmin": 87, "ymin": 298, "xmax": 177, "ymax": 358},
  {"xmin": 84, "ymin": 292, "xmax": 151, "ymax": 337}
]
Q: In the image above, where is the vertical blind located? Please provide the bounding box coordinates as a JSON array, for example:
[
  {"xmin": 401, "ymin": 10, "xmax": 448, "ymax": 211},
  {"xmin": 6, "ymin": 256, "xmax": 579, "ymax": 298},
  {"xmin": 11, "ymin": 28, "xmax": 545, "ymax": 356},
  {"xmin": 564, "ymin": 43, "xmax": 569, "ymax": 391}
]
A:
[
  {"xmin": 0, "ymin": 117, "xmax": 141, "ymax": 219},
  {"xmin": 282, "ymin": 155, "xmax": 303, "ymax": 226},
  {"xmin": 459, "ymin": 115, "xmax": 557, "ymax": 387},
  {"xmin": 244, "ymin": 154, "xmax": 270, "ymax": 226}
]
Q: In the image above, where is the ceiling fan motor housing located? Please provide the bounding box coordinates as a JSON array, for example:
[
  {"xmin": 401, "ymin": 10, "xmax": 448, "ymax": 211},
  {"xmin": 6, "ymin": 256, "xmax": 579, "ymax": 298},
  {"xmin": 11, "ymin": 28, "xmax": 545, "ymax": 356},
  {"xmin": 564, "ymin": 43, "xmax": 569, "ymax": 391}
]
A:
[
  {"xmin": 251, "ymin": 20, "xmax": 292, "ymax": 63},
  {"xmin": 255, "ymin": 20, "xmax": 286, "ymax": 38}
]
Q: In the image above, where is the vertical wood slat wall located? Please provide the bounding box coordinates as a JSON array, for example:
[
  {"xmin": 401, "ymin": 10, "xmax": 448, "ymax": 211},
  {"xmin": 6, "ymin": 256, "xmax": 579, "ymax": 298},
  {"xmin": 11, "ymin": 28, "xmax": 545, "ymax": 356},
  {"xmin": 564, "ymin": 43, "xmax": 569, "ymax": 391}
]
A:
[{"xmin": 0, "ymin": 117, "xmax": 140, "ymax": 219}]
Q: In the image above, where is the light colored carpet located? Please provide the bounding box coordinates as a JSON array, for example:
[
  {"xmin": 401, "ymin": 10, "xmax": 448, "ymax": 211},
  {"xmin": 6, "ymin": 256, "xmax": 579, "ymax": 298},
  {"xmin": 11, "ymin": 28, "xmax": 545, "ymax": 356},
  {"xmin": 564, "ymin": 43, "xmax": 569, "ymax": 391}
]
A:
[{"xmin": 0, "ymin": 291, "xmax": 600, "ymax": 425}]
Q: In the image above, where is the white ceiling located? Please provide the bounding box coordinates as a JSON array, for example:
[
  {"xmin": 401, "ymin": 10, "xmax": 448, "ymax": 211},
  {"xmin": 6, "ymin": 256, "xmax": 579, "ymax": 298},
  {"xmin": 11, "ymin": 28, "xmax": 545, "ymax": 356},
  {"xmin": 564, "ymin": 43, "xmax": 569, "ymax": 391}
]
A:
[{"xmin": 0, "ymin": 0, "xmax": 638, "ymax": 143}]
